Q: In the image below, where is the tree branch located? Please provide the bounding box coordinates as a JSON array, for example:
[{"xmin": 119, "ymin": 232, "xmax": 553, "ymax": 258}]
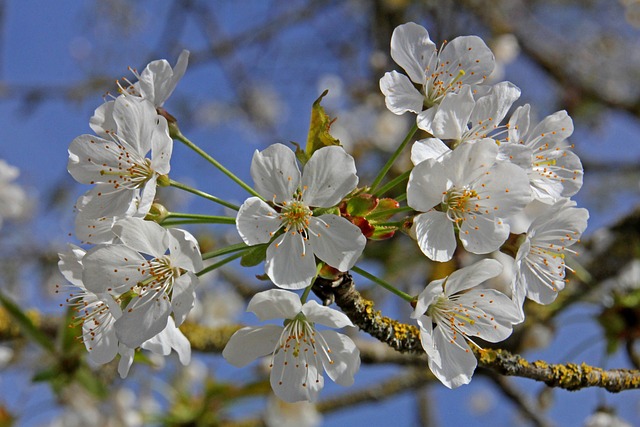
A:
[{"xmin": 312, "ymin": 273, "xmax": 640, "ymax": 392}]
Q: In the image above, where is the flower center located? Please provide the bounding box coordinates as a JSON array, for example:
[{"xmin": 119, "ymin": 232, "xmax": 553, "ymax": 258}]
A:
[
  {"xmin": 442, "ymin": 186, "xmax": 479, "ymax": 224},
  {"xmin": 280, "ymin": 200, "xmax": 313, "ymax": 234}
]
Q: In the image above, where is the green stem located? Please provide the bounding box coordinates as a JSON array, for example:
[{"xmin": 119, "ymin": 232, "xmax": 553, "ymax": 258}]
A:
[
  {"xmin": 372, "ymin": 170, "xmax": 412, "ymax": 197},
  {"xmin": 169, "ymin": 179, "xmax": 240, "ymax": 211},
  {"xmin": 369, "ymin": 123, "xmax": 418, "ymax": 193},
  {"xmin": 164, "ymin": 213, "xmax": 236, "ymax": 224},
  {"xmin": 301, "ymin": 263, "xmax": 323, "ymax": 304},
  {"xmin": 174, "ymin": 130, "xmax": 264, "ymax": 200},
  {"xmin": 351, "ymin": 265, "xmax": 414, "ymax": 303},
  {"xmin": 202, "ymin": 243, "xmax": 250, "ymax": 260},
  {"xmin": 395, "ymin": 193, "xmax": 407, "ymax": 202},
  {"xmin": 196, "ymin": 252, "xmax": 244, "ymax": 277}
]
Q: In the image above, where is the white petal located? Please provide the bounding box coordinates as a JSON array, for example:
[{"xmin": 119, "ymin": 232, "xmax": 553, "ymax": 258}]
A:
[
  {"xmin": 113, "ymin": 217, "xmax": 167, "ymax": 258},
  {"xmin": 89, "ymin": 100, "xmax": 117, "ymax": 137},
  {"xmin": 265, "ymin": 233, "xmax": 316, "ymax": 290},
  {"xmin": 82, "ymin": 245, "xmax": 146, "ymax": 294},
  {"xmin": 319, "ymin": 330, "xmax": 360, "ymax": 386},
  {"xmin": 171, "ymin": 272, "xmax": 197, "ymax": 326},
  {"xmin": 84, "ymin": 315, "xmax": 118, "ymax": 365},
  {"xmin": 412, "ymin": 280, "xmax": 445, "ymax": 319},
  {"xmin": 390, "ymin": 22, "xmax": 435, "ymax": 84},
  {"xmin": 115, "ymin": 292, "xmax": 172, "ymax": 348},
  {"xmin": 247, "ymin": 289, "xmax": 303, "ymax": 321},
  {"xmin": 58, "ymin": 245, "xmax": 86, "ymax": 288},
  {"xmin": 112, "ymin": 96, "xmax": 157, "ymax": 155},
  {"xmin": 149, "ymin": 117, "xmax": 173, "ymax": 175},
  {"xmin": 417, "ymin": 87, "xmax": 475, "ymax": 140},
  {"xmin": 439, "ymin": 35, "xmax": 495, "ymax": 86},
  {"xmin": 413, "ymin": 211, "xmax": 456, "ymax": 262},
  {"xmin": 222, "ymin": 325, "xmax": 282, "ymax": 367},
  {"xmin": 475, "ymin": 161, "xmax": 532, "ymax": 218},
  {"xmin": 308, "ymin": 215, "xmax": 365, "ymax": 271},
  {"xmin": 429, "ymin": 324, "xmax": 477, "ymax": 388},
  {"xmin": 450, "ymin": 138, "xmax": 498, "ymax": 184},
  {"xmin": 458, "ymin": 214, "xmax": 510, "ymax": 255},
  {"xmin": 141, "ymin": 317, "xmax": 191, "ymax": 365},
  {"xmin": 302, "ymin": 300, "xmax": 353, "ymax": 328},
  {"xmin": 68, "ymin": 134, "xmax": 130, "ymax": 184},
  {"xmin": 302, "ymin": 146, "xmax": 358, "ymax": 208},
  {"xmin": 251, "ymin": 143, "xmax": 301, "ymax": 203},
  {"xmin": 270, "ymin": 344, "xmax": 324, "ymax": 402},
  {"xmin": 455, "ymin": 289, "xmax": 519, "ymax": 342},
  {"xmin": 410, "ymin": 138, "xmax": 450, "ymax": 165},
  {"xmin": 444, "ymin": 258, "xmax": 503, "ymax": 295},
  {"xmin": 379, "ymin": 71, "xmax": 425, "ymax": 115},
  {"xmin": 416, "ymin": 316, "xmax": 440, "ymax": 365},
  {"xmin": 117, "ymin": 346, "xmax": 135, "ymax": 378},
  {"xmin": 469, "ymin": 81, "xmax": 521, "ymax": 130},
  {"xmin": 138, "ymin": 49, "xmax": 189, "ymax": 107},
  {"xmin": 167, "ymin": 228, "xmax": 203, "ymax": 272},
  {"xmin": 406, "ymin": 159, "xmax": 448, "ymax": 212},
  {"xmin": 236, "ymin": 197, "xmax": 282, "ymax": 246},
  {"xmin": 75, "ymin": 185, "xmax": 138, "ymax": 221},
  {"xmin": 74, "ymin": 210, "xmax": 117, "ymax": 244}
]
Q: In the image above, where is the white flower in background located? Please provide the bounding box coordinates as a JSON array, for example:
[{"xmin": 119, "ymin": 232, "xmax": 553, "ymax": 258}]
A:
[
  {"xmin": 503, "ymin": 105, "xmax": 583, "ymax": 203},
  {"xmin": 236, "ymin": 143, "xmax": 365, "ymax": 289},
  {"xmin": 379, "ymin": 22, "xmax": 494, "ymax": 128},
  {"xmin": 91, "ymin": 50, "xmax": 189, "ymax": 136},
  {"xmin": 407, "ymin": 138, "xmax": 531, "ymax": 261},
  {"xmin": 223, "ymin": 289, "xmax": 360, "ymax": 402},
  {"xmin": 512, "ymin": 198, "xmax": 588, "ymax": 320},
  {"xmin": 264, "ymin": 396, "xmax": 322, "ymax": 427},
  {"xmin": 81, "ymin": 217, "xmax": 202, "ymax": 348},
  {"xmin": 68, "ymin": 96, "xmax": 172, "ymax": 243},
  {"xmin": 584, "ymin": 408, "xmax": 632, "ymax": 427},
  {"xmin": 0, "ymin": 159, "xmax": 28, "ymax": 229},
  {"xmin": 58, "ymin": 244, "xmax": 191, "ymax": 377},
  {"xmin": 411, "ymin": 259, "xmax": 521, "ymax": 388}
]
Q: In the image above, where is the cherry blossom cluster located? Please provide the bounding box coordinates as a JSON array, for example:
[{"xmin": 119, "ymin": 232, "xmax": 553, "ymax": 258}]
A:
[{"xmin": 59, "ymin": 21, "xmax": 590, "ymax": 403}]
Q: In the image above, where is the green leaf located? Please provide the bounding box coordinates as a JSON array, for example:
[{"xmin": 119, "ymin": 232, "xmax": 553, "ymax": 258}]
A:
[
  {"xmin": 241, "ymin": 244, "xmax": 269, "ymax": 267},
  {"xmin": 304, "ymin": 90, "xmax": 341, "ymax": 162},
  {"xmin": 346, "ymin": 194, "xmax": 379, "ymax": 217},
  {"xmin": 0, "ymin": 290, "xmax": 55, "ymax": 354}
]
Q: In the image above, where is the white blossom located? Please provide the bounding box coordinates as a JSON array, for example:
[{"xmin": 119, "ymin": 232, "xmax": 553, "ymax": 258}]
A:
[
  {"xmin": 379, "ymin": 22, "xmax": 494, "ymax": 130},
  {"xmin": 58, "ymin": 243, "xmax": 191, "ymax": 377},
  {"xmin": 236, "ymin": 143, "xmax": 365, "ymax": 289},
  {"xmin": 90, "ymin": 50, "xmax": 189, "ymax": 136},
  {"xmin": 80, "ymin": 217, "xmax": 202, "ymax": 348},
  {"xmin": 69, "ymin": 96, "xmax": 172, "ymax": 243},
  {"xmin": 512, "ymin": 198, "xmax": 588, "ymax": 320},
  {"xmin": 411, "ymin": 259, "xmax": 520, "ymax": 388},
  {"xmin": 223, "ymin": 289, "xmax": 360, "ymax": 402},
  {"xmin": 503, "ymin": 105, "xmax": 583, "ymax": 203},
  {"xmin": 407, "ymin": 138, "xmax": 531, "ymax": 261}
]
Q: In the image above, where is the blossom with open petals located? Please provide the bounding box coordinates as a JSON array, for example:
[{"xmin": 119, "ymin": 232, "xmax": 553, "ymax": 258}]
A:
[
  {"xmin": 69, "ymin": 96, "xmax": 172, "ymax": 243},
  {"xmin": 503, "ymin": 105, "xmax": 583, "ymax": 203},
  {"xmin": 223, "ymin": 289, "xmax": 360, "ymax": 402},
  {"xmin": 512, "ymin": 198, "xmax": 588, "ymax": 320},
  {"xmin": 81, "ymin": 217, "xmax": 202, "ymax": 348},
  {"xmin": 58, "ymin": 244, "xmax": 191, "ymax": 377},
  {"xmin": 407, "ymin": 139, "xmax": 531, "ymax": 261},
  {"xmin": 379, "ymin": 22, "xmax": 494, "ymax": 130},
  {"xmin": 411, "ymin": 259, "xmax": 521, "ymax": 388},
  {"xmin": 90, "ymin": 50, "xmax": 189, "ymax": 136},
  {"xmin": 236, "ymin": 143, "xmax": 366, "ymax": 289}
]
